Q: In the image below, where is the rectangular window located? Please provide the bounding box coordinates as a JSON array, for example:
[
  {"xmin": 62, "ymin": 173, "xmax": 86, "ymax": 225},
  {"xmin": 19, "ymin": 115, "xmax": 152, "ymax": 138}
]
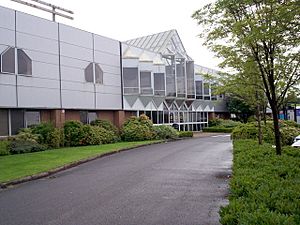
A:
[
  {"xmin": 145, "ymin": 111, "xmax": 152, "ymax": 120},
  {"xmin": 0, "ymin": 109, "xmax": 9, "ymax": 136},
  {"xmin": 140, "ymin": 71, "xmax": 152, "ymax": 95},
  {"xmin": 154, "ymin": 73, "xmax": 165, "ymax": 96},
  {"xmin": 165, "ymin": 56, "xmax": 176, "ymax": 97},
  {"xmin": 196, "ymin": 81, "xmax": 203, "ymax": 99},
  {"xmin": 88, "ymin": 112, "xmax": 97, "ymax": 124},
  {"xmin": 163, "ymin": 111, "xmax": 169, "ymax": 124},
  {"xmin": 25, "ymin": 111, "xmax": 40, "ymax": 128},
  {"xmin": 204, "ymin": 83, "xmax": 210, "ymax": 95},
  {"xmin": 186, "ymin": 61, "xmax": 195, "ymax": 98},
  {"xmin": 158, "ymin": 111, "xmax": 163, "ymax": 124},
  {"xmin": 11, "ymin": 109, "xmax": 24, "ymax": 135},
  {"xmin": 80, "ymin": 111, "xmax": 88, "ymax": 124},
  {"xmin": 176, "ymin": 59, "xmax": 186, "ymax": 98},
  {"xmin": 123, "ymin": 67, "xmax": 139, "ymax": 94},
  {"xmin": 1, "ymin": 47, "xmax": 15, "ymax": 73},
  {"xmin": 152, "ymin": 111, "xmax": 157, "ymax": 124}
]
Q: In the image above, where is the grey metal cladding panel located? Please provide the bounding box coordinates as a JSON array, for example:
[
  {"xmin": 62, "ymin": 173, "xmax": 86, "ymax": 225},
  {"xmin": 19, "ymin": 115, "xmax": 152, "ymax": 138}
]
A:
[
  {"xmin": 60, "ymin": 42, "xmax": 93, "ymax": 62},
  {"xmin": 94, "ymin": 34, "xmax": 120, "ymax": 56},
  {"xmin": 62, "ymin": 80, "xmax": 94, "ymax": 92},
  {"xmin": 0, "ymin": 84, "xmax": 17, "ymax": 107},
  {"xmin": 95, "ymin": 85, "xmax": 121, "ymax": 95},
  {"xmin": 61, "ymin": 65, "xmax": 85, "ymax": 83},
  {"xmin": 17, "ymin": 86, "xmax": 60, "ymax": 108},
  {"xmin": 62, "ymin": 90, "xmax": 95, "ymax": 109},
  {"xmin": 59, "ymin": 24, "xmax": 93, "ymax": 49},
  {"xmin": 16, "ymin": 32, "xmax": 58, "ymax": 55},
  {"xmin": 17, "ymin": 75, "xmax": 60, "ymax": 89},
  {"xmin": 16, "ymin": 11, "xmax": 58, "ymax": 40},
  {"xmin": 101, "ymin": 64, "xmax": 120, "ymax": 75},
  {"xmin": 0, "ymin": 28, "xmax": 15, "ymax": 46},
  {"xmin": 96, "ymin": 93, "xmax": 122, "ymax": 110},
  {"xmin": 30, "ymin": 60, "xmax": 59, "ymax": 80},
  {"xmin": 25, "ymin": 49, "xmax": 59, "ymax": 65},
  {"xmin": 102, "ymin": 75, "xmax": 121, "ymax": 87},
  {"xmin": 0, "ymin": 74, "xmax": 17, "ymax": 107},
  {"xmin": 0, "ymin": 6, "xmax": 15, "ymax": 30},
  {"xmin": 94, "ymin": 51, "xmax": 120, "ymax": 68}
]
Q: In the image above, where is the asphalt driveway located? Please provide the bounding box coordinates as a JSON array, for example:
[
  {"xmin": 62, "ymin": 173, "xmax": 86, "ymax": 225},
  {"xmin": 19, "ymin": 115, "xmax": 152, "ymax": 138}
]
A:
[{"xmin": 0, "ymin": 135, "xmax": 232, "ymax": 225}]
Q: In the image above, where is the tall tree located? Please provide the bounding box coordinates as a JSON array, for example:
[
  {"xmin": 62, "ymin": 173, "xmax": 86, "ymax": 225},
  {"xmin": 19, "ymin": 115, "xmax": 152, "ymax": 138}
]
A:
[{"xmin": 193, "ymin": 0, "xmax": 300, "ymax": 155}]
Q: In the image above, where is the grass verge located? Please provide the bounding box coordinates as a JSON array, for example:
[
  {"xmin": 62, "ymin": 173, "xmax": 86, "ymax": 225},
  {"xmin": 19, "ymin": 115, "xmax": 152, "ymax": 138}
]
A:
[
  {"xmin": 220, "ymin": 139, "xmax": 300, "ymax": 225},
  {"xmin": 0, "ymin": 140, "xmax": 160, "ymax": 184}
]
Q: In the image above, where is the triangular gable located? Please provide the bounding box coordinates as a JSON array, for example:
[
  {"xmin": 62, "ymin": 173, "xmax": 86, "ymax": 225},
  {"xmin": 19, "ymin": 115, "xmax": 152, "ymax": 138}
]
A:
[
  {"xmin": 153, "ymin": 97, "xmax": 164, "ymax": 108},
  {"xmin": 139, "ymin": 96, "xmax": 153, "ymax": 107},
  {"xmin": 124, "ymin": 95, "xmax": 138, "ymax": 107}
]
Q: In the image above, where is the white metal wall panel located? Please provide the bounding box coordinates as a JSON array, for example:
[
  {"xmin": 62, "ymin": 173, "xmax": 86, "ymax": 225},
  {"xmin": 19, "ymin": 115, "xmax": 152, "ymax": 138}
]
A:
[
  {"xmin": 60, "ymin": 42, "xmax": 93, "ymax": 62},
  {"xmin": 17, "ymin": 86, "xmax": 60, "ymax": 108},
  {"xmin": 0, "ymin": 7, "xmax": 15, "ymax": 30},
  {"xmin": 62, "ymin": 90, "xmax": 94, "ymax": 109},
  {"xmin": 0, "ymin": 74, "xmax": 16, "ymax": 107},
  {"xmin": 94, "ymin": 34, "xmax": 120, "ymax": 55},
  {"xmin": 96, "ymin": 94, "xmax": 122, "ymax": 109},
  {"xmin": 0, "ymin": 29, "xmax": 15, "ymax": 46},
  {"xmin": 16, "ymin": 11, "xmax": 58, "ymax": 40},
  {"xmin": 59, "ymin": 24, "xmax": 93, "ymax": 49}
]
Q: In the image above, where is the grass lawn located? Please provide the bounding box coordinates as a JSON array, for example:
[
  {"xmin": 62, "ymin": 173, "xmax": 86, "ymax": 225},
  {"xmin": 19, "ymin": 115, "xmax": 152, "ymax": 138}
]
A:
[{"xmin": 0, "ymin": 140, "xmax": 159, "ymax": 183}]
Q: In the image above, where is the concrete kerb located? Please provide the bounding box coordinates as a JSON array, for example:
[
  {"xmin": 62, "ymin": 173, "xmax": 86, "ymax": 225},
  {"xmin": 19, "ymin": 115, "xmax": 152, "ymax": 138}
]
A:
[{"xmin": 0, "ymin": 140, "xmax": 166, "ymax": 189}]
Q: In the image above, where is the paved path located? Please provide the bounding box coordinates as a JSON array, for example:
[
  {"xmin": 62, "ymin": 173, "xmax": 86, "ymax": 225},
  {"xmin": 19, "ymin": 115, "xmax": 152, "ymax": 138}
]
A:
[{"xmin": 0, "ymin": 135, "xmax": 232, "ymax": 225}]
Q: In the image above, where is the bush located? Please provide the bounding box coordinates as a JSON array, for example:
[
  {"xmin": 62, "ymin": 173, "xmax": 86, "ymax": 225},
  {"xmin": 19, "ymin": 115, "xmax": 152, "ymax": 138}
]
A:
[
  {"xmin": 178, "ymin": 131, "xmax": 193, "ymax": 138},
  {"xmin": 232, "ymin": 121, "xmax": 300, "ymax": 146},
  {"xmin": 8, "ymin": 139, "xmax": 47, "ymax": 154},
  {"xmin": 121, "ymin": 115, "xmax": 156, "ymax": 141},
  {"xmin": 154, "ymin": 125, "xmax": 178, "ymax": 140},
  {"xmin": 220, "ymin": 140, "xmax": 300, "ymax": 225},
  {"xmin": 90, "ymin": 119, "xmax": 119, "ymax": 136},
  {"xmin": 15, "ymin": 128, "xmax": 40, "ymax": 143},
  {"xmin": 31, "ymin": 123, "xmax": 55, "ymax": 144},
  {"xmin": 47, "ymin": 128, "xmax": 64, "ymax": 148},
  {"xmin": 64, "ymin": 120, "xmax": 84, "ymax": 147},
  {"xmin": 203, "ymin": 127, "xmax": 233, "ymax": 133},
  {"xmin": 80, "ymin": 125, "xmax": 118, "ymax": 145},
  {"xmin": 0, "ymin": 140, "xmax": 10, "ymax": 156},
  {"xmin": 209, "ymin": 119, "xmax": 241, "ymax": 128}
]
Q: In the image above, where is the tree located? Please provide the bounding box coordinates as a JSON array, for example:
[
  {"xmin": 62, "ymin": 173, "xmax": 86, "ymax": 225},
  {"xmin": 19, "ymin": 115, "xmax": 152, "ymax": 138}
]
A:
[
  {"xmin": 226, "ymin": 96, "xmax": 255, "ymax": 122},
  {"xmin": 193, "ymin": 0, "xmax": 300, "ymax": 155}
]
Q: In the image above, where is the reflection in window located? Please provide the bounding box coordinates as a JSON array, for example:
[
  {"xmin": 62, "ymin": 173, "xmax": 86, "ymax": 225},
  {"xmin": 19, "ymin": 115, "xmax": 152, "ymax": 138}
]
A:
[
  {"xmin": 95, "ymin": 64, "xmax": 103, "ymax": 84},
  {"xmin": 25, "ymin": 111, "xmax": 40, "ymax": 128},
  {"xmin": 154, "ymin": 73, "xmax": 165, "ymax": 96},
  {"xmin": 1, "ymin": 47, "xmax": 15, "ymax": 73},
  {"xmin": 123, "ymin": 67, "xmax": 139, "ymax": 94},
  {"xmin": 0, "ymin": 109, "xmax": 9, "ymax": 136},
  {"xmin": 196, "ymin": 81, "xmax": 203, "ymax": 99},
  {"xmin": 11, "ymin": 109, "xmax": 24, "ymax": 135},
  {"xmin": 88, "ymin": 112, "xmax": 97, "ymax": 123},
  {"xmin": 17, "ymin": 49, "xmax": 32, "ymax": 75},
  {"xmin": 85, "ymin": 63, "xmax": 94, "ymax": 83},
  {"xmin": 140, "ymin": 71, "xmax": 152, "ymax": 95},
  {"xmin": 80, "ymin": 111, "xmax": 88, "ymax": 124}
]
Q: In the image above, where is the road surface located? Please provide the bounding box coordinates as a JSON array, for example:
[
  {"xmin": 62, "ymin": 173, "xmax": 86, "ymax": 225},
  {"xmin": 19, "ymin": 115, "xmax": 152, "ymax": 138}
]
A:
[{"xmin": 0, "ymin": 135, "xmax": 232, "ymax": 225}]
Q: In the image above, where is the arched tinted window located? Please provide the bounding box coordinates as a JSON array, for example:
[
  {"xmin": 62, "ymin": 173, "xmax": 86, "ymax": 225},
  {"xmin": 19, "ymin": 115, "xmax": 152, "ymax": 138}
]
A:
[
  {"xmin": 95, "ymin": 63, "xmax": 103, "ymax": 84},
  {"xmin": 1, "ymin": 47, "xmax": 15, "ymax": 73},
  {"xmin": 85, "ymin": 63, "xmax": 94, "ymax": 83},
  {"xmin": 17, "ymin": 49, "xmax": 32, "ymax": 75}
]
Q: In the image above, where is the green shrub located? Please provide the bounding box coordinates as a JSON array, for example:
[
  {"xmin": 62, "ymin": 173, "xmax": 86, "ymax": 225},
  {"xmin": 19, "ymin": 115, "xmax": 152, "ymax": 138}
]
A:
[
  {"xmin": 31, "ymin": 123, "xmax": 55, "ymax": 144},
  {"xmin": 220, "ymin": 140, "xmax": 300, "ymax": 225},
  {"xmin": 90, "ymin": 119, "xmax": 119, "ymax": 136},
  {"xmin": 64, "ymin": 120, "xmax": 84, "ymax": 147},
  {"xmin": 178, "ymin": 131, "xmax": 193, "ymax": 138},
  {"xmin": 8, "ymin": 139, "xmax": 47, "ymax": 154},
  {"xmin": 15, "ymin": 128, "xmax": 40, "ymax": 143},
  {"xmin": 232, "ymin": 122, "xmax": 300, "ymax": 146},
  {"xmin": 47, "ymin": 128, "xmax": 64, "ymax": 148},
  {"xmin": 121, "ymin": 115, "xmax": 156, "ymax": 141},
  {"xmin": 209, "ymin": 119, "xmax": 241, "ymax": 128},
  {"xmin": 80, "ymin": 125, "xmax": 118, "ymax": 145},
  {"xmin": 154, "ymin": 125, "xmax": 178, "ymax": 140},
  {"xmin": 0, "ymin": 140, "xmax": 10, "ymax": 156},
  {"xmin": 203, "ymin": 127, "xmax": 233, "ymax": 133}
]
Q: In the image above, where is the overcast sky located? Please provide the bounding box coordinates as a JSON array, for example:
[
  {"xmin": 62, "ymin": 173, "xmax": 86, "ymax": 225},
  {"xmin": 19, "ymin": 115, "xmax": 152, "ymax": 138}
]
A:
[{"xmin": 0, "ymin": 0, "xmax": 220, "ymax": 69}]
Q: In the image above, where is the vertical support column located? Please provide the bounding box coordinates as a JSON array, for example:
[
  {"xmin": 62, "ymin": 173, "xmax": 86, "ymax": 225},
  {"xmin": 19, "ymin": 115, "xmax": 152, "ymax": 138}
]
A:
[
  {"xmin": 50, "ymin": 109, "xmax": 65, "ymax": 128},
  {"xmin": 114, "ymin": 110, "xmax": 125, "ymax": 128}
]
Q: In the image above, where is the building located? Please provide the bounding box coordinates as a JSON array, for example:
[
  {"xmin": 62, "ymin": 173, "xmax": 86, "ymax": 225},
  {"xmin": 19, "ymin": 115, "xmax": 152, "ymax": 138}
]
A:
[{"xmin": 0, "ymin": 5, "xmax": 227, "ymax": 137}]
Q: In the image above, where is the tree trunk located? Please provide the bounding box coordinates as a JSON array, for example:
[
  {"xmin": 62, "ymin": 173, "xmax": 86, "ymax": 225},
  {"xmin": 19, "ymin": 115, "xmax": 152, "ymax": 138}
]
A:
[
  {"xmin": 271, "ymin": 104, "xmax": 282, "ymax": 155},
  {"xmin": 257, "ymin": 104, "xmax": 263, "ymax": 145}
]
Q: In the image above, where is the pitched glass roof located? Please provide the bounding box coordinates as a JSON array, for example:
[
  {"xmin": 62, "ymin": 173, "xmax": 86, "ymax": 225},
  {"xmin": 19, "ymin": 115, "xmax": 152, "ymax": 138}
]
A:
[{"xmin": 124, "ymin": 30, "xmax": 192, "ymax": 60}]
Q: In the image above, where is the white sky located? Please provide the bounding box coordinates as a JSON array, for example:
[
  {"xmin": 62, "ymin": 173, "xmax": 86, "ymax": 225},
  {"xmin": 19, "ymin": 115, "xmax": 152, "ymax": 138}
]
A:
[{"xmin": 0, "ymin": 0, "xmax": 221, "ymax": 69}]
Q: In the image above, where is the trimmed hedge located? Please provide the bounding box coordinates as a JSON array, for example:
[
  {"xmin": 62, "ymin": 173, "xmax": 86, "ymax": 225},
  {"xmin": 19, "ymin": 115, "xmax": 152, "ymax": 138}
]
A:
[
  {"xmin": 178, "ymin": 131, "xmax": 193, "ymax": 138},
  {"xmin": 232, "ymin": 121, "xmax": 300, "ymax": 146},
  {"xmin": 209, "ymin": 119, "xmax": 241, "ymax": 128},
  {"xmin": 90, "ymin": 119, "xmax": 119, "ymax": 136},
  {"xmin": 154, "ymin": 125, "xmax": 178, "ymax": 140},
  {"xmin": 220, "ymin": 139, "xmax": 300, "ymax": 225},
  {"xmin": 8, "ymin": 140, "xmax": 47, "ymax": 154},
  {"xmin": 203, "ymin": 127, "xmax": 233, "ymax": 133}
]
